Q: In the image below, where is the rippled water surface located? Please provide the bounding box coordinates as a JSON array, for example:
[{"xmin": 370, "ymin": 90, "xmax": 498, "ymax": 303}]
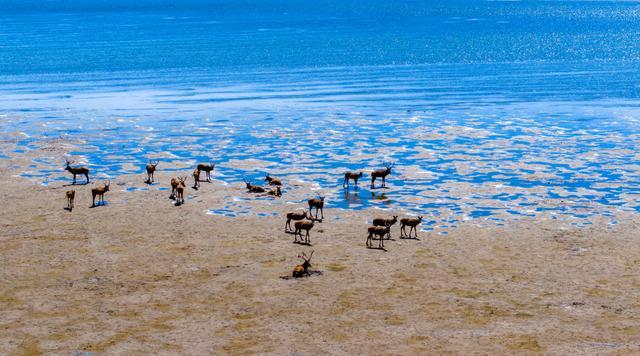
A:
[{"xmin": 1, "ymin": 1, "xmax": 640, "ymax": 227}]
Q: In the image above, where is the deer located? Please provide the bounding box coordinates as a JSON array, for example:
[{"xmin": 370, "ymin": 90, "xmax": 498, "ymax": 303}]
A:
[
  {"xmin": 192, "ymin": 169, "xmax": 201, "ymax": 190},
  {"xmin": 175, "ymin": 176, "xmax": 187, "ymax": 205},
  {"xmin": 285, "ymin": 210, "xmax": 308, "ymax": 232},
  {"xmin": 65, "ymin": 190, "xmax": 75, "ymax": 211},
  {"xmin": 197, "ymin": 162, "xmax": 215, "ymax": 182},
  {"xmin": 64, "ymin": 158, "xmax": 90, "ymax": 185},
  {"xmin": 372, "ymin": 215, "xmax": 398, "ymax": 239},
  {"xmin": 367, "ymin": 225, "xmax": 390, "ymax": 249},
  {"xmin": 265, "ymin": 174, "xmax": 282, "ymax": 186},
  {"xmin": 292, "ymin": 251, "xmax": 314, "ymax": 278},
  {"xmin": 294, "ymin": 220, "xmax": 314, "ymax": 245},
  {"xmin": 400, "ymin": 216, "xmax": 423, "ymax": 239},
  {"xmin": 308, "ymin": 196, "xmax": 325, "ymax": 220},
  {"xmin": 91, "ymin": 181, "xmax": 110, "ymax": 207},
  {"xmin": 145, "ymin": 160, "xmax": 159, "ymax": 183},
  {"xmin": 244, "ymin": 179, "xmax": 266, "ymax": 193},
  {"xmin": 170, "ymin": 176, "xmax": 187, "ymax": 199},
  {"xmin": 343, "ymin": 171, "xmax": 363, "ymax": 189},
  {"xmin": 370, "ymin": 162, "xmax": 394, "ymax": 189},
  {"xmin": 265, "ymin": 186, "xmax": 281, "ymax": 197}
]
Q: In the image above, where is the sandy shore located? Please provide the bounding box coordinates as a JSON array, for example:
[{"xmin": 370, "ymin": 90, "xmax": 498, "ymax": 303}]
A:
[{"xmin": 1, "ymin": 141, "xmax": 640, "ymax": 355}]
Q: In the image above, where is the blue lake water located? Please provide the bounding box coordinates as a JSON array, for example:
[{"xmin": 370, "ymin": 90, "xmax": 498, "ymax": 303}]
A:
[{"xmin": 1, "ymin": 1, "xmax": 640, "ymax": 226}]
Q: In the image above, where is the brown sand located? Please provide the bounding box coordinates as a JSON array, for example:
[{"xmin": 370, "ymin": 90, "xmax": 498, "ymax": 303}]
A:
[{"xmin": 1, "ymin": 143, "xmax": 640, "ymax": 355}]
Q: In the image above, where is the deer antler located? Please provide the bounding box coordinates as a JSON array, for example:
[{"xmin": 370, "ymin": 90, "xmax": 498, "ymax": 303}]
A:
[{"xmin": 308, "ymin": 250, "xmax": 314, "ymax": 260}]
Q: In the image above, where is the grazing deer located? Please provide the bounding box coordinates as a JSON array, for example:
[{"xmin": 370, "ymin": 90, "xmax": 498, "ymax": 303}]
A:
[
  {"xmin": 343, "ymin": 171, "xmax": 363, "ymax": 189},
  {"xmin": 308, "ymin": 196, "xmax": 325, "ymax": 220},
  {"xmin": 192, "ymin": 169, "xmax": 201, "ymax": 190},
  {"xmin": 175, "ymin": 177, "xmax": 187, "ymax": 205},
  {"xmin": 170, "ymin": 176, "xmax": 187, "ymax": 199},
  {"xmin": 400, "ymin": 216, "xmax": 423, "ymax": 238},
  {"xmin": 64, "ymin": 159, "xmax": 90, "ymax": 184},
  {"xmin": 367, "ymin": 225, "xmax": 390, "ymax": 249},
  {"xmin": 197, "ymin": 162, "xmax": 215, "ymax": 182},
  {"xmin": 91, "ymin": 181, "xmax": 110, "ymax": 207},
  {"xmin": 265, "ymin": 174, "xmax": 282, "ymax": 186},
  {"xmin": 65, "ymin": 190, "xmax": 75, "ymax": 211},
  {"xmin": 144, "ymin": 160, "xmax": 159, "ymax": 183},
  {"xmin": 294, "ymin": 220, "xmax": 314, "ymax": 245},
  {"xmin": 293, "ymin": 251, "xmax": 314, "ymax": 278},
  {"xmin": 244, "ymin": 179, "xmax": 266, "ymax": 193},
  {"xmin": 285, "ymin": 210, "xmax": 308, "ymax": 232},
  {"xmin": 370, "ymin": 162, "xmax": 394, "ymax": 189},
  {"xmin": 372, "ymin": 215, "xmax": 398, "ymax": 239}
]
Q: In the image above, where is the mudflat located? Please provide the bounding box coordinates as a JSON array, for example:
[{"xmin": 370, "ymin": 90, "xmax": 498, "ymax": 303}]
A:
[{"xmin": 1, "ymin": 143, "xmax": 639, "ymax": 355}]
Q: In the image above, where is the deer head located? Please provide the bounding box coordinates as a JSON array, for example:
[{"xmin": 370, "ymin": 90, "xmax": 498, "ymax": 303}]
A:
[
  {"xmin": 104, "ymin": 180, "xmax": 111, "ymax": 191},
  {"xmin": 384, "ymin": 162, "xmax": 395, "ymax": 172},
  {"xmin": 299, "ymin": 250, "xmax": 314, "ymax": 269}
]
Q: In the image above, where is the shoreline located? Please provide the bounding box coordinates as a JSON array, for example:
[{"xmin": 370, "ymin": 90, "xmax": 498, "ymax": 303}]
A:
[{"xmin": 1, "ymin": 139, "xmax": 639, "ymax": 354}]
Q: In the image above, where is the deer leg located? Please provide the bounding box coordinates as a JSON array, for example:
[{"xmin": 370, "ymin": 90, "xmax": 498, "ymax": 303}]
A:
[
  {"xmin": 85, "ymin": 173, "xmax": 89, "ymax": 183},
  {"xmin": 320, "ymin": 207, "xmax": 324, "ymax": 219},
  {"xmin": 370, "ymin": 177, "xmax": 375, "ymax": 189},
  {"xmin": 382, "ymin": 176, "xmax": 386, "ymax": 187}
]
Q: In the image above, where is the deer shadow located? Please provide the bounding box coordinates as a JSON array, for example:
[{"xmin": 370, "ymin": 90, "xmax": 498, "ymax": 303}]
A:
[
  {"xmin": 280, "ymin": 270, "xmax": 323, "ymax": 280},
  {"xmin": 63, "ymin": 207, "xmax": 73, "ymax": 212},
  {"xmin": 400, "ymin": 235, "xmax": 420, "ymax": 240},
  {"xmin": 366, "ymin": 245, "xmax": 387, "ymax": 251},
  {"xmin": 89, "ymin": 201, "xmax": 107, "ymax": 208},
  {"xmin": 292, "ymin": 240, "xmax": 312, "ymax": 246},
  {"xmin": 62, "ymin": 182, "xmax": 89, "ymax": 187}
]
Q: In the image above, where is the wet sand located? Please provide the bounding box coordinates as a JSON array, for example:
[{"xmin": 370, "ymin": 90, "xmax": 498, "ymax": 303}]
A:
[{"xmin": 1, "ymin": 141, "xmax": 640, "ymax": 355}]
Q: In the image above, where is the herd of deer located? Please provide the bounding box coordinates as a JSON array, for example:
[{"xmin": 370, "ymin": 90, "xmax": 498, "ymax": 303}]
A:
[{"xmin": 62, "ymin": 158, "xmax": 422, "ymax": 277}]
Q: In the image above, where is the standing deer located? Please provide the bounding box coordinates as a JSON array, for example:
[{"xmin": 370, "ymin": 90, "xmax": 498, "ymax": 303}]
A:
[
  {"xmin": 197, "ymin": 162, "xmax": 215, "ymax": 182},
  {"xmin": 370, "ymin": 162, "xmax": 394, "ymax": 189},
  {"xmin": 192, "ymin": 169, "xmax": 201, "ymax": 190},
  {"xmin": 294, "ymin": 220, "xmax": 314, "ymax": 245},
  {"xmin": 292, "ymin": 251, "xmax": 314, "ymax": 278},
  {"xmin": 308, "ymin": 196, "xmax": 325, "ymax": 220},
  {"xmin": 91, "ymin": 181, "xmax": 110, "ymax": 207},
  {"xmin": 170, "ymin": 176, "xmax": 187, "ymax": 199},
  {"xmin": 265, "ymin": 174, "xmax": 282, "ymax": 186},
  {"xmin": 373, "ymin": 215, "xmax": 398, "ymax": 239},
  {"xmin": 343, "ymin": 171, "xmax": 363, "ymax": 189},
  {"xmin": 65, "ymin": 190, "xmax": 75, "ymax": 211},
  {"xmin": 285, "ymin": 210, "xmax": 308, "ymax": 232},
  {"xmin": 65, "ymin": 159, "xmax": 90, "ymax": 184},
  {"xmin": 175, "ymin": 177, "xmax": 187, "ymax": 205},
  {"xmin": 145, "ymin": 160, "xmax": 159, "ymax": 184},
  {"xmin": 400, "ymin": 216, "xmax": 423, "ymax": 238},
  {"xmin": 244, "ymin": 179, "xmax": 266, "ymax": 193},
  {"xmin": 367, "ymin": 225, "xmax": 390, "ymax": 249}
]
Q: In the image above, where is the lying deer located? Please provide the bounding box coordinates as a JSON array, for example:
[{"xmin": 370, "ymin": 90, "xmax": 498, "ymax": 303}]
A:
[
  {"xmin": 294, "ymin": 220, "xmax": 314, "ymax": 245},
  {"xmin": 192, "ymin": 169, "xmax": 201, "ymax": 190},
  {"xmin": 65, "ymin": 158, "xmax": 90, "ymax": 185},
  {"xmin": 65, "ymin": 190, "xmax": 75, "ymax": 211},
  {"xmin": 265, "ymin": 186, "xmax": 281, "ymax": 197},
  {"xmin": 175, "ymin": 177, "xmax": 187, "ymax": 205},
  {"xmin": 197, "ymin": 162, "xmax": 215, "ymax": 182},
  {"xmin": 367, "ymin": 225, "xmax": 390, "ymax": 249},
  {"xmin": 285, "ymin": 210, "xmax": 308, "ymax": 232},
  {"xmin": 265, "ymin": 174, "xmax": 282, "ymax": 186},
  {"xmin": 343, "ymin": 171, "xmax": 363, "ymax": 189},
  {"xmin": 308, "ymin": 196, "xmax": 325, "ymax": 220},
  {"xmin": 370, "ymin": 162, "xmax": 394, "ymax": 189},
  {"xmin": 145, "ymin": 160, "xmax": 159, "ymax": 183},
  {"xmin": 170, "ymin": 176, "xmax": 187, "ymax": 199},
  {"xmin": 244, "ymin": 179, "xmax": 266, "ymax": 193},
  {"xmin": 91, "ymin": 181, "xmax": 110, "ymax": 207},
  {"xmin": 372, "ymin": 215, "xmax": 398, "ymax": 239},
  {"xmin": 400, "ymin": 216, "xmax": 423, "ymax": 238},
  {"xmin": 293, "ymin": 251, "xmax": 314, "ymax": 278}
]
